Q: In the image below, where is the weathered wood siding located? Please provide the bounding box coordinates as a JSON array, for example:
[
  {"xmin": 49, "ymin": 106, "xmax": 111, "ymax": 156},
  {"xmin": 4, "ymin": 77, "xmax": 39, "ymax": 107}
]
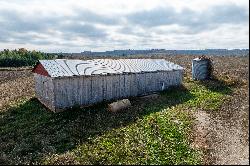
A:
[
  {"xmin": 50, "ymin": 70, "xmax": 183, "ymax": 111},
  {"xmin": 34, "ymin": 73, "xmax": 55, "ymax": 111}
]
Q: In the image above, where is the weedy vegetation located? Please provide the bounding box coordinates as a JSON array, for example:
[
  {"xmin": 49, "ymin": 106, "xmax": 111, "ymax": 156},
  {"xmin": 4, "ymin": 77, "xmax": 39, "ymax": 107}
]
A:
[{"xmin": 0, "ymin": 75, "xmax": 234, "ymax": 165}]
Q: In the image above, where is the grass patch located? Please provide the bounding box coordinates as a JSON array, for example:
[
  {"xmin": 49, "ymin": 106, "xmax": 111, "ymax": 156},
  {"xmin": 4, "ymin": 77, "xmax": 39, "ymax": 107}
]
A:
[
  {"xmin": 0, "ymin": 77, "xmax": 233, "ymax": 165},
  {"xmin": 184, "ymin": 78, "xmax": 232, "ymax": 110},
  {"xmin": 67, "ymin": 107, "xmax": 199, "ymax": 165}
]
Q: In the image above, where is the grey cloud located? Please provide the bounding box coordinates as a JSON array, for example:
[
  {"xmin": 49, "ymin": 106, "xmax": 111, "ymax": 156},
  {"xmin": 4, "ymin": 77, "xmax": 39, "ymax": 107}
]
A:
[
  {"xmin": 72, "ymin": 8, "xmax": 120, "ymax": 25},
  {"xmin": 126, "ymin": 4, "xmax": 249, "ymax": 33},
  {"xmin": 2, "ymin": 31, "xmax": 84, "ymax": 47},
  {"xmin": 59, "ymin": 22, "xmax": 107, "ymax": 39},
  {"xmin": 0, "ymin": 29, "xmax": 11, "ymax": 42},
  {"xmin": 179, "ymin": 4, "xmax": 248, "ymax": 33},
  {"xmin": 0, "ymin": 2, "xmax": 248, "ymax": 50},
  {"xmin": 208, "ymin": 4, "xmax": 249, "ymax": 24},
  {"xmin": 118, "ymin": 26, "xmax": 153, "ymax": 38},
  {"xmin": 0, "ymin": 31, "xmax": 54, "ymax": 45},
  {"xmin": 0, "ymin": 9, "xmax": 109, "ymax": 46},
  {"xmin": 127, "ymin": 7, "xmax": 176, "ymax": 27},
  {"xmin": 0, "ymin": 9, "xmax": 60, "ymax": 33}
]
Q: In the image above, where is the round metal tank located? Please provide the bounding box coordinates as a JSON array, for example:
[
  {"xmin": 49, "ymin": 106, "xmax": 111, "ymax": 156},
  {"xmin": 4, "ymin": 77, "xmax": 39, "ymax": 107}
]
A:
[{"xmin": 192, "ymin": 58, "xmax": 209, "ymax": 80}]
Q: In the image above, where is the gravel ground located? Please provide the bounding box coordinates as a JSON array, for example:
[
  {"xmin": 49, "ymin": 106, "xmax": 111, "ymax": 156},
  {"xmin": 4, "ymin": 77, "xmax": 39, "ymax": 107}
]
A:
[
  {"xmin": 205, "ymin": 85, "xmax": 249, "ymax": 165},
  {"xmin": 0, "ymin": 56, "xmax": 249, "ymax": 164}
]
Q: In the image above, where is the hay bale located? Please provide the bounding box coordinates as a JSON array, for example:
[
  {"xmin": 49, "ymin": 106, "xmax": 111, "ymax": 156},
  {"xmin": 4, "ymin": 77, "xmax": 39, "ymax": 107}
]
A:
[{"xmin": 108, "ymin": 99, "xmax": 131, "ymax": 112}]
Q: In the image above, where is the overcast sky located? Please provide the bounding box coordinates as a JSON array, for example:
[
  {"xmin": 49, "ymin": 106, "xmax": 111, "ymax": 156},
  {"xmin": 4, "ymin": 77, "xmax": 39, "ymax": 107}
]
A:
[{"xmin": 0, "ymin": 0, "xmax": 249, "ymax": 52}]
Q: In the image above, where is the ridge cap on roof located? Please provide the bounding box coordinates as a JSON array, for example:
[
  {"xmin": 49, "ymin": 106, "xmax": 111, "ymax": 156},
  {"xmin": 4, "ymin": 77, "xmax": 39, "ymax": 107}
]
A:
[{"xmin": 40, "ymin": 58, "xmax": 170, "ymax": 61}]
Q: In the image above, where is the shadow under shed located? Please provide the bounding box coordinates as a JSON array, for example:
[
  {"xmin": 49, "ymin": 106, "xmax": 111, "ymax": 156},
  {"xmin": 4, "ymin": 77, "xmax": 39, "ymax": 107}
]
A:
[{"xmin": 0, "ymin": 85, "xmax": 195, "ymax": 164}]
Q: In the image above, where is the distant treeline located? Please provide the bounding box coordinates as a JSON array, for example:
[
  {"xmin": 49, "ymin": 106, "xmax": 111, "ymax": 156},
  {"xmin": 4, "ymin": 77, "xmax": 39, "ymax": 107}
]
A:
[
  {"xmin": 0, "ymin": 48, "xmax": 62, "ymax": 67},
  {"xmin": 1, "ymin": 48, "xmax": 249, "ymax": 67},
  {"xmin": 78, "ymin": 49, "xmax": 249, "ymax": 57}
]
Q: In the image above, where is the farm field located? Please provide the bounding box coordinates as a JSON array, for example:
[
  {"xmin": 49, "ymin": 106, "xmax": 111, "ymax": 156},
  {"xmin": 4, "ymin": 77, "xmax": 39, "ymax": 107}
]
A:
[{"xmin": 0, "ymin": 55, "xmax": 249, "ymax": 165}]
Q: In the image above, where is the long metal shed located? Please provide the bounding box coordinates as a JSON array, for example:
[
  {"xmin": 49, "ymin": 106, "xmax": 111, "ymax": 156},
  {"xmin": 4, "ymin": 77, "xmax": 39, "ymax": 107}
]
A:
[{"xmin": 32, "ymin": 59, "xmax": 184, "ymax": 112}]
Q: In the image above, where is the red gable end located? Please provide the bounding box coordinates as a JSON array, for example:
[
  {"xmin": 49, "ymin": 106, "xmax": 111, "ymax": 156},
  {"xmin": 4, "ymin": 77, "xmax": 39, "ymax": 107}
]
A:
[{"xmin": 32, "ymin": 62, "xmax": 50, "ymax": 77}]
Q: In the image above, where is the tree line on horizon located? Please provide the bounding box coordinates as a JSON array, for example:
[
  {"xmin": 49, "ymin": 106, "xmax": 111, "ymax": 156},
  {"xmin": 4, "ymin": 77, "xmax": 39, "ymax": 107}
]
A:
[
  {"xmin": 0, "ymin": 48, "xmax": 248, "ymax": 67},
  {"xmin": 0, "ymin": 48, "xmax": 62, "ymax": 67}
]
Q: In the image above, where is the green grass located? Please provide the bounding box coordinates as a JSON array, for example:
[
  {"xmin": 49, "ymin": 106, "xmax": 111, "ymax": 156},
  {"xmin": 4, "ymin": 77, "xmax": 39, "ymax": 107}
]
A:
[{"xmin": 0, "ymin": 77, "xmax": 233, "ymax": 165}]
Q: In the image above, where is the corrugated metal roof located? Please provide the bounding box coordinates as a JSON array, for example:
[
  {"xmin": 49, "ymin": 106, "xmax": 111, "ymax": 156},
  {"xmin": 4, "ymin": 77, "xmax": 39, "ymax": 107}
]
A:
[{"xmin": 38, "ymin": 59, "xmax": 183, "ymax": 77}]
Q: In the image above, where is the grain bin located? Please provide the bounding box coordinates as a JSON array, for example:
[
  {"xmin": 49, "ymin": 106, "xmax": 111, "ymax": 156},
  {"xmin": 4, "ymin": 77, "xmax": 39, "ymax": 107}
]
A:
[
  {"xmin": 192, "ymin": 57, "xmax": 211, "ymax": 80},
  {"xmin": 32, "ymin": 59, "xmax": 184, "ymax": 112}
]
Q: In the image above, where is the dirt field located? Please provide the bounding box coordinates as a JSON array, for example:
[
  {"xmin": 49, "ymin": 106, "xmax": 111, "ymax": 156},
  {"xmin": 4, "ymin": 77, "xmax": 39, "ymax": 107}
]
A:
[
  {"xmin": 0, "ymin": 55, "xmax": 249, "ymax": 164},
  {"xmin": 0, "ymin": 68, "xmax": 34, "ymax": 109}
]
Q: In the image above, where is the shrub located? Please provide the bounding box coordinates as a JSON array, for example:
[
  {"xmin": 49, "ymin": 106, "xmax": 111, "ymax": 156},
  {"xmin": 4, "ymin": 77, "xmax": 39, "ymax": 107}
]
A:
[{"xmin": 0, "ymin": 48, "xmax": 56, "ymax": 67}]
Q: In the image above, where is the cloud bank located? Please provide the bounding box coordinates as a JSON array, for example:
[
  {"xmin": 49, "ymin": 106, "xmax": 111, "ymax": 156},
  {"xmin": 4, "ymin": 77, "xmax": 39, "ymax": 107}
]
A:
[{"xmin": 0, "ymin": 0, "xmax": 249, "ymax": 52}]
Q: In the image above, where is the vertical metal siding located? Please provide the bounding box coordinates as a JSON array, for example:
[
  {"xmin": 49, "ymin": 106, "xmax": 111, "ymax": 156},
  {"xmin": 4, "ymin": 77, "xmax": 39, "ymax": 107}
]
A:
[
  {"xmin": 34, "ymin": 73, "xmax": 55, "ymax": 111},
  {"xmin": 39, "ymin": 70, "xmax": 183, "ymax": 111},
  {"xmin": 119, "ymin": 74, "xmax": 126, "ymax": 99},
  {"xmin": 124, "ymin": 74, "xmax": 131, "ymax": 97}
]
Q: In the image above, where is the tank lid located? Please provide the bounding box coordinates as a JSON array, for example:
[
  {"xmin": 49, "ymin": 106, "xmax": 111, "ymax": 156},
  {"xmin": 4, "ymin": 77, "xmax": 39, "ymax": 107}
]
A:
[{"xmin": 193, "ymin": 57, "xmax": 208, "ymax": 61}]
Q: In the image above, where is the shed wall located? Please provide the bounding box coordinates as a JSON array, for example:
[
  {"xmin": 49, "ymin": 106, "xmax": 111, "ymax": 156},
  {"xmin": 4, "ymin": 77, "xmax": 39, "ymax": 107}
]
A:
[
  {"xmin": 34, "ymin": 73, "xmax": 55, "ymax": 111},
  {"xmin": 52, "ymin": 70, "xmax": 183, "ymax": 111}
]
